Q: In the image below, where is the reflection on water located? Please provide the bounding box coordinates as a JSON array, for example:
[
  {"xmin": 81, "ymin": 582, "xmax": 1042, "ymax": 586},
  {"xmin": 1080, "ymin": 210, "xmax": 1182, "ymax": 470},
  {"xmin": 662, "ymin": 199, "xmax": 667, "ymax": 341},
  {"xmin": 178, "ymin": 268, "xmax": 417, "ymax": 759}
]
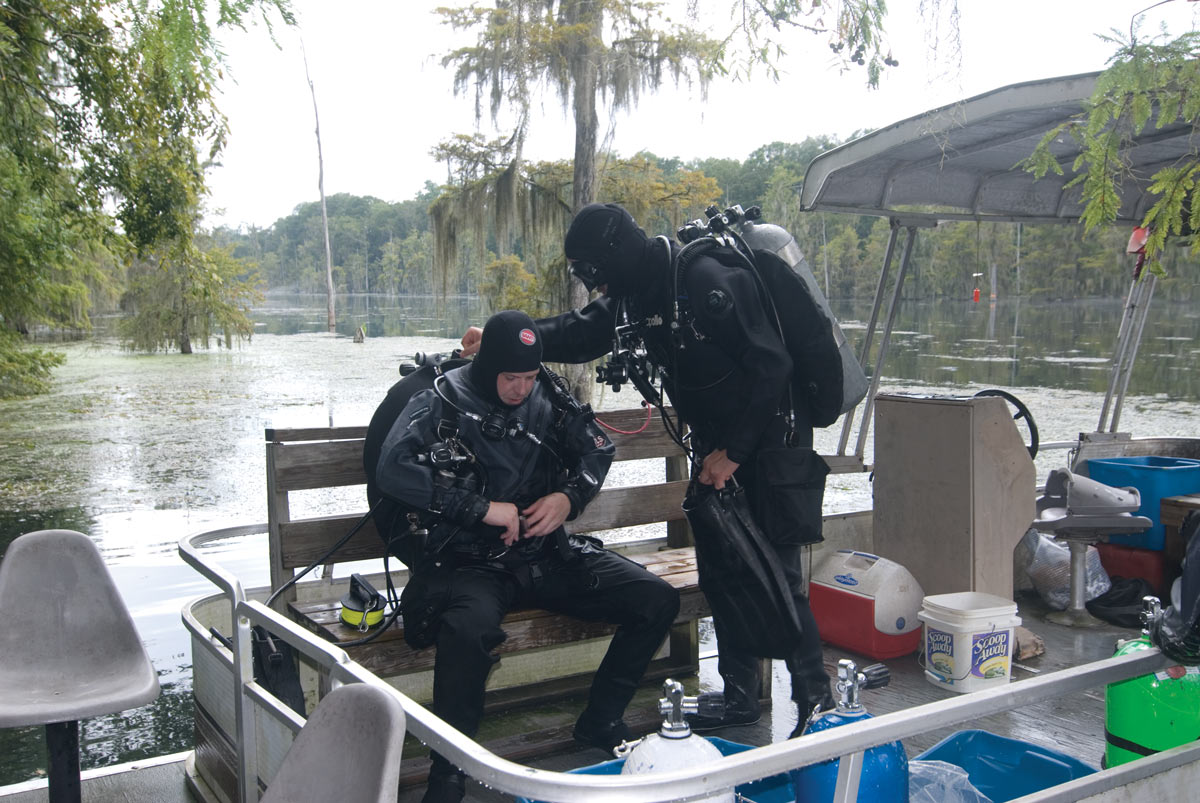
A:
[
  {"xmin": 0, "ymin": 293, "xmax": 1198, "ymax": 785},
  {"xmin": 851, "ymin": 297, "xmax": 1200, "ymax": 400},
  {"xmin": 254, "ymin": 293, "xmax": 486, "ymax": 338}
]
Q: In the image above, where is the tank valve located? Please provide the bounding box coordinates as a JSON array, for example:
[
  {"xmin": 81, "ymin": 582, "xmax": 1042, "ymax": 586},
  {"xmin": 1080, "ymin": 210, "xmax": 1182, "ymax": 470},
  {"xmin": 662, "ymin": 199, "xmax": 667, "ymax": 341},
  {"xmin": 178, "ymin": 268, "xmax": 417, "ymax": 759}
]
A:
[
  {"xmin": 836, "ymin": 659, "xmax": 891, "ymax": 712},
  {"xmin": 658, "ymin": 678, "xmax": 713, "ymax": 739},
  {"xmin": 1141, "ymin": 595, "xmax": 1163, "ymax": 635}
]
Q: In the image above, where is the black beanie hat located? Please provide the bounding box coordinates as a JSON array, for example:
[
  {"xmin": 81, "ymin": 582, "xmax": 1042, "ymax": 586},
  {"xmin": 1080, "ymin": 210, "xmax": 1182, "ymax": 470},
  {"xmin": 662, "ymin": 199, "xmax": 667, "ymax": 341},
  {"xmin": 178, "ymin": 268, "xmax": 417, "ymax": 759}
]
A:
[
  {"xmin": 563, "ymin": 203, "xmax": 652, "ymax": 297},
  {"xmin": 469, "ymin": 310, "xmax": 543, "ymax": 405}
]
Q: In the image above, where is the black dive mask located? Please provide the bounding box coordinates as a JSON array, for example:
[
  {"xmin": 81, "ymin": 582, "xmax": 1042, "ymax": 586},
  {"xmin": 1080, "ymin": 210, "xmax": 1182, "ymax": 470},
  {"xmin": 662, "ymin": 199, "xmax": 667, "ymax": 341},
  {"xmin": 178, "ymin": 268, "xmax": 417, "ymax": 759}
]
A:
[{"xmin": 568, "ymin": 259, "xmax": 607, "ymax": 293}]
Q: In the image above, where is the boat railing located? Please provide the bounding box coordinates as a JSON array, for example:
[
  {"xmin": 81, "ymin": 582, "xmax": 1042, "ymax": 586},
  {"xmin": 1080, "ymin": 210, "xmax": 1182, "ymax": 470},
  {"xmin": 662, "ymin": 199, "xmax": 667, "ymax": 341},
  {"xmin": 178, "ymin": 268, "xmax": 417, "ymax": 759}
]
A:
[{"xmin": 181, "ymin": 525, "xmax": 1200, "ymax": 803}]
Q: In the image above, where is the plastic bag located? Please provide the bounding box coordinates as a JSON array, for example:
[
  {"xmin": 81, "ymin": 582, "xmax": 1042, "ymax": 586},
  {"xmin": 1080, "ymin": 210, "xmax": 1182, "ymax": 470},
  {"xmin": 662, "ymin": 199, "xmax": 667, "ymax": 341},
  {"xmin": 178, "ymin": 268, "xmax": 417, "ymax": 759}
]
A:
[
  {"xmin": 908, "ymin": 759, "xmax": 992, "ymax": 803},
  {"xmin": 1018, "ymin": 528, "xmax": 1111, "ymax": 611}
]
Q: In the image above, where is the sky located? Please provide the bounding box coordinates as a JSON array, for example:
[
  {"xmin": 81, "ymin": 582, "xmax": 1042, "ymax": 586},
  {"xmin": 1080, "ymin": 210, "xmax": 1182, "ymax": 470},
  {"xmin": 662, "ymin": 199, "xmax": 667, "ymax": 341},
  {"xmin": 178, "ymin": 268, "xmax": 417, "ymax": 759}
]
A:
[{"xmin": 205, "ymin": 0, "xmax": 1200, "ymax": 231}]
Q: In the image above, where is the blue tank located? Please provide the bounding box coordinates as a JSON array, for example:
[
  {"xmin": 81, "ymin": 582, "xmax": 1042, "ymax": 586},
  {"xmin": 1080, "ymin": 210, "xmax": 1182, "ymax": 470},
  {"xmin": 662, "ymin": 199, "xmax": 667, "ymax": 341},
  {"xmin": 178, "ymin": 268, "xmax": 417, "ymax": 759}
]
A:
[{"xmin": 789, "ymin": 659, "xmax": 909, "ymax": 802}]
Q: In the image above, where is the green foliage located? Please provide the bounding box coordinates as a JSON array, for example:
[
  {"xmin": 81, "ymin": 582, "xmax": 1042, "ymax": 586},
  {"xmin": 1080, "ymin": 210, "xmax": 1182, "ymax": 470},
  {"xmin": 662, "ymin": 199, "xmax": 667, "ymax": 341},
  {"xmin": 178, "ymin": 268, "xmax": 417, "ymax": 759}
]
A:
[
  {"xmin": 719, "ymin": 1, "xmax": 894, "ymax": 87},
  {"xmin": 428, "ymin": 152, "xmax": 721, "ymax": 317},
  {"xmin": 480, "ymin": 254, "xmax": 541, "ymax": 314},
  {"xmin": 250, "ymin": 193, "xmax": 435, "ymax": 293},
  {"xmin": 119, "ymin": 238, "xmax": 263, "ymax": 353},
  {"xmin": 439, "ymin": 0, "xmax": 724, "ymax": 131},
  {"xmin": 1022, "ymin": 26, "xmax": 1200, "ymax": 271},
  {"xmin": 0, "ymin": 330, "xmax": 65, "ymax": 399},
  {"xmin": 0, "ymin": 0, "xmax": 292, "ymax": 391}
]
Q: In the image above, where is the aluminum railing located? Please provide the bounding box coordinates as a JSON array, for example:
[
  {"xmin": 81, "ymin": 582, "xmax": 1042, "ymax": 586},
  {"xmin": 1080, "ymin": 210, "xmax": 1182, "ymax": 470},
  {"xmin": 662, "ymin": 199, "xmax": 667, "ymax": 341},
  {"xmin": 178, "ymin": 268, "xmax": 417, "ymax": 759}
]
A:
[{"xmin": 181, "ymin": 525, "xmax": 1192, "ymax": 803}]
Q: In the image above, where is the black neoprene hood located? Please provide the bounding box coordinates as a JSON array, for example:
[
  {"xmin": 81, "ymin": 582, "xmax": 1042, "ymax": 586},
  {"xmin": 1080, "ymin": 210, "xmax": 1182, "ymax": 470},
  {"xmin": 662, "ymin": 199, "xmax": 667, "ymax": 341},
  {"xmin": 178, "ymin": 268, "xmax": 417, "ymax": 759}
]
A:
[
  {"xmin": 469, "ymin": 310, "xmax": 543, "ymax": 406},
  {"xmin": 563, "ymin": 203, "xmax": 652, "ymax": 298}
]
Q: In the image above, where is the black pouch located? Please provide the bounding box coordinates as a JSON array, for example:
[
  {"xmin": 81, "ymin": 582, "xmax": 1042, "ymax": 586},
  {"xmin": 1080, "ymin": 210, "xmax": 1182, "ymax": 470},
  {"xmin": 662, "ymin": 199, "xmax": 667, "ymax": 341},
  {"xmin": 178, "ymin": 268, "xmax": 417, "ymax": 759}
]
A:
[
  {"xmin": 753, "ymin": 446, "xmax": 830, "ymax": 546},
  {"xmin": 251, "ymin": 625, "xmax": 306, "ymax": 716},
  {"xmin": 399, "ymin": 565, "xmax": 453, "ymax": 649},
  {"xmin": 1086, "ymin": 576, "xmax": 1156, "ymax": 628},
  {"xmin": 683, "ymin": 480, "xmax": 804, "ymax": 658}
]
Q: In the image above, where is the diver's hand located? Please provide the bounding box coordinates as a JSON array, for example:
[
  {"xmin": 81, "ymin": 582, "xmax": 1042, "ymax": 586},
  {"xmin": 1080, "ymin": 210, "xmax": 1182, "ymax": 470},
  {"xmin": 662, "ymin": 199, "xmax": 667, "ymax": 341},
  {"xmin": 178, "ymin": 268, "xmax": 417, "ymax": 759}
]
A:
[
  {"xmin": 460, "ymin": 326, "xmax": 484, "ymax": 357},
  {"xmin": 698, "ymin": 449, "xmax": 740, "ymax": 490},
  {"xmin": 483, "ymin": 501, "xmax": 521, "ymax": 545},
  {"xmin": 521, "ymin": 493, "xmax": 571, "ymax": 538}
]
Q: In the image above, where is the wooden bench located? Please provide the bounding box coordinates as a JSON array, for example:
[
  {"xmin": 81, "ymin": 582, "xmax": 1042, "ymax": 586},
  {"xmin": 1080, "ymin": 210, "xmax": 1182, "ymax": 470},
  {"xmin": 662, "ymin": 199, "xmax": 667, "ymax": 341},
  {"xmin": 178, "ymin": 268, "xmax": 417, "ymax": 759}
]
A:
[{"xmin": 264, "ymin": 406, "xmax": 744, "ymax": 773}]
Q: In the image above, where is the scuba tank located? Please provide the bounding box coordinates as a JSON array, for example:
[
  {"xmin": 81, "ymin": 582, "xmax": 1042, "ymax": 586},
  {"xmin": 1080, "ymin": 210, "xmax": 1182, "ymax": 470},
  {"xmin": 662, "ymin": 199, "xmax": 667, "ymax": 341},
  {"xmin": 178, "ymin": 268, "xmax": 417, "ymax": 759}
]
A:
[
  {"xmin": 616, "ymin": 679, "xmax": 736, "ymax": 803},
  {"xmin": 737, "ymin": 211, "xmax": 870, "ymax": 417},
  {"xmin": 790, "ymin": 659, "xmax": 908, "ymax": 803},
  {"xmin": 1106, "ymin": 596, "xmax": 1200, "ymax": 767}
]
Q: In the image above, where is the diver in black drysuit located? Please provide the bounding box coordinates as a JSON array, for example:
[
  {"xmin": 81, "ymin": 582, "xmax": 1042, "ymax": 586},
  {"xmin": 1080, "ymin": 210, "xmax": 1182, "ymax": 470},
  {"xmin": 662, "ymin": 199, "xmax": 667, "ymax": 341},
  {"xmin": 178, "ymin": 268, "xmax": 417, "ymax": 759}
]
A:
[
  {"xmin": 375, "ymin": 310, "xmax": 679, "ymax": 803},
  {"xmin": 461, "ymin": 205, "xmax": 834, "ymax": 734}
]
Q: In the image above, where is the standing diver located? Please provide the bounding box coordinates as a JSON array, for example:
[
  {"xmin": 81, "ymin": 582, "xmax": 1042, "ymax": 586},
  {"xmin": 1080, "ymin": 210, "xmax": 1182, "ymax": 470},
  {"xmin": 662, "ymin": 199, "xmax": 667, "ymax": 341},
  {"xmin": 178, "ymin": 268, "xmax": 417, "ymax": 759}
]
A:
[
  {"xmin": 375, "ymin": 310, "xmax": 680, "ymax": 803},
  {"xmin": 461, "ymin": 205, "xmax": 835, "ymax": 734}
]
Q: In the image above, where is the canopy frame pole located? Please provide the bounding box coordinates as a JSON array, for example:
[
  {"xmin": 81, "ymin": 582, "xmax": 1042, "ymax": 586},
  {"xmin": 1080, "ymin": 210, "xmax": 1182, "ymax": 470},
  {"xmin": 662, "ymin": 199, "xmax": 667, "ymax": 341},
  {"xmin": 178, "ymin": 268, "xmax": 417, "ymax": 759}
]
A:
[
  {"xmin": 838, "ymin": 223, "xmax": 900, "ymax": 457},
  {"xmin": 855, "ymin": 223, "xmax": 919, "ymax": 461}
]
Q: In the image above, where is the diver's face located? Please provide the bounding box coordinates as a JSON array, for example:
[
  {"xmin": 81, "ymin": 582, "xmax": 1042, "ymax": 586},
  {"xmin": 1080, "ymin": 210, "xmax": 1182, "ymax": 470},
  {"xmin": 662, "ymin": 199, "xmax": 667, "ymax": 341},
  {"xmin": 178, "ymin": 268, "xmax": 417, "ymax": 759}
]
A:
[{"xmin": 496, "ymin": 369, "xmax": 538, "ymax": 406}]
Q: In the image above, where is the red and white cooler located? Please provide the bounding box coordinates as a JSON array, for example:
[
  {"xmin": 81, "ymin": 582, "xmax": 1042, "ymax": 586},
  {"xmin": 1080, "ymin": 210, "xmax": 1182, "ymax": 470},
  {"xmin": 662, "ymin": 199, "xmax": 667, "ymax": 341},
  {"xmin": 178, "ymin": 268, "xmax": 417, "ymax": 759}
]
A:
[{"xmin": 809, "ymin": 549, "xmax": 924, "ymax": 659}]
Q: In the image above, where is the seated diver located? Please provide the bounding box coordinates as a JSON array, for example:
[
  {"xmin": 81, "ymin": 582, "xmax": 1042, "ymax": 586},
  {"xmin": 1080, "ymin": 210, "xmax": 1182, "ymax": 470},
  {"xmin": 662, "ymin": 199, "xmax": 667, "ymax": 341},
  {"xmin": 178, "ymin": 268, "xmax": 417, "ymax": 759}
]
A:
[{"xmin": 374, "ymin": 310, "xmax": 681, "ymax": 803}]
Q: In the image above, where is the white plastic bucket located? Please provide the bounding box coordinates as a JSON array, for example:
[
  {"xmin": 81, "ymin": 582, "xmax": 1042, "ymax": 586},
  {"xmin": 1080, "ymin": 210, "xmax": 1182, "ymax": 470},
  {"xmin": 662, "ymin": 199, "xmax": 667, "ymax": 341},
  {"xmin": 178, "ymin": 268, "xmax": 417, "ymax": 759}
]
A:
[{"xmin": 918, "ymin": 592, "xmax": 1021, "ymax": 693}]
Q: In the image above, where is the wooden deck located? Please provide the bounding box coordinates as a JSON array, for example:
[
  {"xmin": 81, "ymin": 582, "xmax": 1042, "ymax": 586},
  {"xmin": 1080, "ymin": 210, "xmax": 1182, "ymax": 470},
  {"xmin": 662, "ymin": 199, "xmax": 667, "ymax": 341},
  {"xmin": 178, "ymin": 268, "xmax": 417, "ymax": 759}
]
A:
[{"xmin": 409, "ymin": 589, "xmax": 1142, "ymax": 802}]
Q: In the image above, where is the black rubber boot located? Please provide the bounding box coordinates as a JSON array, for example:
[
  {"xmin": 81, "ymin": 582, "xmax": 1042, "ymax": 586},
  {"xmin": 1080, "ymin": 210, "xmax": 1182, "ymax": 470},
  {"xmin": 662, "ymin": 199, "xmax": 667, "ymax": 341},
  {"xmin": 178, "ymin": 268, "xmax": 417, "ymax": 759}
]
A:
[
  {"xmin": 687, "ymin": 652, "xmax": 762, "ymax": 733},
  {"xmin": 788, "ymin": 675, "xmax": 836, "ymax": 739},
  {"xmin": 573, "ymin": 712, "xmax": 634, "ymax": 752},
  {"xmin": 423, "ymin": 754, "xmax": 466, "ymax": 803}
]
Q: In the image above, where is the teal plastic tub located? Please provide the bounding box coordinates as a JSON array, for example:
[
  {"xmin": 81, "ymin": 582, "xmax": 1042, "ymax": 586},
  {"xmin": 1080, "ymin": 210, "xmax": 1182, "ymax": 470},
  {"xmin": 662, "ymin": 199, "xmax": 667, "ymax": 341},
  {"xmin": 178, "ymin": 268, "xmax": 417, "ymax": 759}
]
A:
[
  {"xmin": 514, "ymin": 737, "xmax": 791, "ymax": 803},
  {"xmin": 915, "ymin": 729, "xmax": 1096, "ymax": 802},
  {"xmin": 1087, "ymin": 456, "xmax": 1200, "ymax": 550}
]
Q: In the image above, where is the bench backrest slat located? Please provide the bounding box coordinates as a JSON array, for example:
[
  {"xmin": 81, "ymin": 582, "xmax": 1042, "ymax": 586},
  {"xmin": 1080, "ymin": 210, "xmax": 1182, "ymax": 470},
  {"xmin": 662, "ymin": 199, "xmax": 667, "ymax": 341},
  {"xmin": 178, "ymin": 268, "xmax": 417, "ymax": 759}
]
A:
[{"xmin": 273, "ymin": 440, "xmax": 368, "ymax": 492}]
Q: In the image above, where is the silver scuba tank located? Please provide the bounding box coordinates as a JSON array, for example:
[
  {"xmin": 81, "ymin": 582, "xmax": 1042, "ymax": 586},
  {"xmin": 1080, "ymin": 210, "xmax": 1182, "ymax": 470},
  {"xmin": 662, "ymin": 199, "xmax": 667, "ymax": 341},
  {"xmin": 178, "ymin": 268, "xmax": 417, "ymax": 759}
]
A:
[
  {"xmin": 616, "ymin": 679, "xmax": 736, "ymax": 803},
  {"xmin": 738, "ymin": 218, "xmax": 870, "ymax": 416}
]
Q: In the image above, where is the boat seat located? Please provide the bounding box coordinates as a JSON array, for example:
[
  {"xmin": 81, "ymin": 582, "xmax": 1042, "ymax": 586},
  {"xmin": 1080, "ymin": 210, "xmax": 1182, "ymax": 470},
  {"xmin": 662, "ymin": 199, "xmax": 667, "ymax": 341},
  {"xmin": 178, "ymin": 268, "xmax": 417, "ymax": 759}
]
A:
[
  {"xmin": 262, "ymin": 683, "xmax": 406, "ymax": 803},
  {"xmin": 1033, "ymin": 470, "xmax": 1152, "ymax": 626},
  {"xmin": 0, "ymin": 529, "xmax": 160, "ymax": 802}
]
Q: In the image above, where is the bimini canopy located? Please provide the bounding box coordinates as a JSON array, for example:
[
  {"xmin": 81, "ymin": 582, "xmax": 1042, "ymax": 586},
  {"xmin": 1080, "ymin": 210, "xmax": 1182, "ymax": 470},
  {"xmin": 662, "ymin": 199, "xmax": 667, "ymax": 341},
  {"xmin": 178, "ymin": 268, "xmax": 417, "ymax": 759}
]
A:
[{"xmin": 799, "ymin": 71, "xmax": 1194, "ymax": 225}]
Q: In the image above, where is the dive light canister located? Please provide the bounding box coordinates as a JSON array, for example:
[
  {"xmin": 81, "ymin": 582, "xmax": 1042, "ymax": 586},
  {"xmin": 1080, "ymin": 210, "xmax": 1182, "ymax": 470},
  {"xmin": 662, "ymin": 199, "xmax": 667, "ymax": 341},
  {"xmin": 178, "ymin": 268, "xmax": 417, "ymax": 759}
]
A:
[
  {"xmin": 1105, "ymin": 635, "xmax": 1200, "ymax": 767},
  {"xmin": 339, "ymin": 573, "xmax": 387, "ymax": 630}
]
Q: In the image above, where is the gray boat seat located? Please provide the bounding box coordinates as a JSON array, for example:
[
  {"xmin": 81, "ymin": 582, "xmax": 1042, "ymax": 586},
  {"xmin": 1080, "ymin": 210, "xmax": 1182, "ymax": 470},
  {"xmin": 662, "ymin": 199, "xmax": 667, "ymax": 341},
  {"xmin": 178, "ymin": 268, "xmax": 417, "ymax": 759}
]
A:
[
  {"xmin": 1033, "ymin": 470, "xmax": 1152, "ymax": 626},
  {"xmin": 0, "ymin": 529, "xmax": 160, "ymax": 801},
  {"xmin": 1035, "ymin": 468, "xmax": 1151, "ymax": 537},
  {"xmin": 262, "ymin": 683, "xmax": 406, "ymax": 803}
]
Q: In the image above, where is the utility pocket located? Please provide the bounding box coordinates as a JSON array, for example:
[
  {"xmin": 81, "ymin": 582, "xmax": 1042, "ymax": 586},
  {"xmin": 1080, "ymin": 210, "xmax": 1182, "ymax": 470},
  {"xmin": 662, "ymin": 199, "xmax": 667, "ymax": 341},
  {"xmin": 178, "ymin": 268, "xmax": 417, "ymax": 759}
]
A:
[
  {"xmin": 753, "ymin": 446, "xmax": 830, "ymax": 546},
  {"xmin": 399, "ymin": 566, "xmax": 452, "ymax": 649}
]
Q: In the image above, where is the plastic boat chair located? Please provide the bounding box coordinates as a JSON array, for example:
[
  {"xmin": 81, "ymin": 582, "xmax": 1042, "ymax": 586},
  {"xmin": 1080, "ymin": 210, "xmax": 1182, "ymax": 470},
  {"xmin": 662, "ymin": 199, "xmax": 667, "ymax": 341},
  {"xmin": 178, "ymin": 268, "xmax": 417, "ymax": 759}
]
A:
[
  {"xmin": 261, "ymin": 683, "xmax": 406, "ymax": 803},
  {"xmin": 0, "ymin": 529, "xmax": 160, "ymax": 802},
  {"xmin": 1033, "ymin": 470, "xmax": 1152, "ymax": 626}
]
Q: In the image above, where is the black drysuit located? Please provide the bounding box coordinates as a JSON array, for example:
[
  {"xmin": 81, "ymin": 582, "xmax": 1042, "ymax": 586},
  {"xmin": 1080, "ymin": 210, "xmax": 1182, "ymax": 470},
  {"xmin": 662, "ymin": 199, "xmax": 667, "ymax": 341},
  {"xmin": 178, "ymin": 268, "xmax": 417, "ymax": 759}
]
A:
[
  {"xmin": 374, "ymin": 365, "xmax": 679, "ymax": 773},
  {"xmin": 537, "ymin": 238, "xmax": 833, "ymax": 714}
]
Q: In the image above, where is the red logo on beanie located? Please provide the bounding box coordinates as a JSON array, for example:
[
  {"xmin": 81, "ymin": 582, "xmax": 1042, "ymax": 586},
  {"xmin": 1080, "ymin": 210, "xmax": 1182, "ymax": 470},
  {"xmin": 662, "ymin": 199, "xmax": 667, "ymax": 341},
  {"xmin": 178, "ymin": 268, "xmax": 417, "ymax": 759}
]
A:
[{"xmin": 519, "ymin": 328, "xmax": 536, "ymax": 346}]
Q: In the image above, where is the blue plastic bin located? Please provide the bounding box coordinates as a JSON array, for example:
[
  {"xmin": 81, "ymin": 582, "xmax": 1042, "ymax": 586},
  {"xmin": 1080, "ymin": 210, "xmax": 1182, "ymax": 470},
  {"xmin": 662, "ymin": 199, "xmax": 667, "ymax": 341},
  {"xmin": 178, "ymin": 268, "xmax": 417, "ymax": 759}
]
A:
[
  {"xmin": 1087, "ymin": 456, "xmax": 1200, "ymax": 550},
  {"xmin": 514, "ymin": 737, "xmax": 791, "ymax": 803},
  {"xmin": 914, "ymin": 729, "xmax": 1096, "ymax": 802}
]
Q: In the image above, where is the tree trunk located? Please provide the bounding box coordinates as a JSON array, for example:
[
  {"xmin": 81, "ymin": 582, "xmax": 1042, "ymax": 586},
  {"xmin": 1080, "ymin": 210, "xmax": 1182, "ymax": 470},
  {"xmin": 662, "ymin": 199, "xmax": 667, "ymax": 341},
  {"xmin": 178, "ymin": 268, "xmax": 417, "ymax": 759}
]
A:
[
  {"xmin": 563, "ymin": 6, "xmax": 603, "ymax": 402},
  {"xmin": 179, "ymin": 272, "xmax": 193, "ymax": 354},
  {"xmin": 304, "ymin": 46, "xmax": 336, "ymax": 333}
]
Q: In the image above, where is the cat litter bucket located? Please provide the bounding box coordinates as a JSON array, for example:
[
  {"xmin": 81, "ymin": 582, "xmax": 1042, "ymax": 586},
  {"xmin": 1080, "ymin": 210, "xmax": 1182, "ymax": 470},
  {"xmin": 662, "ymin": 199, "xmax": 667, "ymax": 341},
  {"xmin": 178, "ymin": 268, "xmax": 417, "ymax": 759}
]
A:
[{"xmin": 918, "ymin": 592, "xmax": 1021, "ymax": 693}]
